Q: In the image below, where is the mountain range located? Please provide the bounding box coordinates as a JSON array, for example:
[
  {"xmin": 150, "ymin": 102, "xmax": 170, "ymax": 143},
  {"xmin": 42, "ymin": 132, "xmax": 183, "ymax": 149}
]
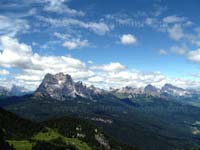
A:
[
  {"xmin": 111, "ymin": 83, "xmax": 194, "ymax": 97},
  {"xmin": 32, "ymin": 73, "xmax": 199, "ymax": 104},
  {"xmin": 0, "ymin": 73, "xmax": 197, "ymax": 101},
  {"xmin": 0, "ymin": 72, "xmax": 200, "ymax": 150},
  {"xmin": 0, "ymin": 85, "xmax": 28, "ymax": 97}
]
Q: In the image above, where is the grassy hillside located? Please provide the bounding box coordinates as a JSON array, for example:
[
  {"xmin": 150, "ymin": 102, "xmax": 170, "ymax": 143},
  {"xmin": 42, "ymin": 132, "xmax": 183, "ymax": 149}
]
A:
[
  {"xmin": 0, "ymin": 106, "xmax": 42, "ymax": 140},
  {"xmin": 8, "ymin": 128, "xmax": 91, "ymax": 150}
]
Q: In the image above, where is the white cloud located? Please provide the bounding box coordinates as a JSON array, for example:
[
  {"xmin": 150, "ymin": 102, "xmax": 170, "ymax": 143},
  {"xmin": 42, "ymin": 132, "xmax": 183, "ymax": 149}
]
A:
[
  {"xmin": 15, "ymin": 75, "xmax": 42, "ymax": 81},
  {"xmin": 63, "ymin": 38, "xmax": 90, "ymax": 50},
  {"xmin": 0, "ymin": 36, "xmax": 200, "ymax": 90},
  {"xmin": 186, "ymin": 27, "xmax": 200, "ymax": 47},
  {"xmin": 145, "ymin": 18, "xmax": 157, "ymax": 26},
  {"xmin": 170, "ymin": 45, "xmax": 188, "ymax": 55},
  {"xmin": 0, "ymin": 36, "xmax": 32, "ymax": 68},
  {"xmin": 159, "ymin": 49, "xmax": 167, "ymax": 55},
  {"xmin": 91, "ymin": 62, "xmax": 127, "ymax": 72},
  {"xmin": 0, "ymin": 36, "xmax": 90, "ymax": 89},
  {"xmin": 53, "ymin": 32, "xmax": 70, "ymax": 40},
  {"xmin": 187, "ymin": 49, "xmax": 200, "ymax": 63},
  {"xmin": 163, "ymin": 15, "xmax": 186, "ymax": 24},
  {"xmin": 37, "ymin": 16, "xmax": 110, "ymax": 35},
  {"xmin": 167, "ymin": 24, "xmax": 184, "ymax": 40},
  {"xmin": 87, "ymin": 69, "xmax": 200, "ymax": 89},
  {"xmin": 86, "ymin": 22, "xmax": 110, "ymax": 35},
  {"xmin": 0, "ymin": 15, "xmax": 30, "ymax": 36},
  {"xmin": 0, "ymin": 69, "xmax": 9, "ymax": 75},
  {"xmin": 120, "ymin": 34, "xmax": 137, "ymax": 45},
  {"xmin": 43, "ymin": 0, "xmax": 85, "ymax": 16},
  {"xmin": 88, "ymin": 76, "xmax": 104, "ymax": 83}
]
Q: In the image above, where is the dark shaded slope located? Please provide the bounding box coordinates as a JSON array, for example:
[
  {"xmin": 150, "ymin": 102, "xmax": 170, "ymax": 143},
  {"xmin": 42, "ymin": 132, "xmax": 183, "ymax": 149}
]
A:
[
  {"xmin": 0, "ymin": 107, "xmax": 42, "ymax": 140},
  {"xmin": 3, "ymin": 94, "xmax": 200, "ymax": 150},
  {"xmin": 0, "ymin": 106, "xmax": 137, "ymax": 150},
  {"xmin": 0, "ymin": 129, "xmax": 15, "ymax": 150},
  {"xmin": 42, "ymin": 116, "xmax": 137, "ymax": 150}
]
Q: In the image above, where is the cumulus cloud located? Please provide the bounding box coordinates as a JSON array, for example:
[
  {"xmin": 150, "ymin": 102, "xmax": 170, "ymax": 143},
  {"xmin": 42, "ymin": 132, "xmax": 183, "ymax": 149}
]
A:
[
  {"xmin": 87, "ymin": 69, "xmax": 200, "ymax": 89},
  {"xmin": 187, "ymin": 49, "xmax": 200, "ymax": 63},
  {"xmin": 63, "ymin": 38, "xmax": 90, "ymax": 50},
  {"xmin": 0, "ymin": 36, "xmax": 32, "ymax": 68},
  {"xmin": 144, "ymin": 14, "xmax": 197, "ymax": 45},
  {"xmin": 0, "ymin": 36, "xmax": 199, "ymax": 90},
  {"xmin": 0, "ymin": 35, "xmax": 91, "ymax": 89},
  {"xmin": 120, "ymin": 34, "xmax": 137, "ymax": 45}
]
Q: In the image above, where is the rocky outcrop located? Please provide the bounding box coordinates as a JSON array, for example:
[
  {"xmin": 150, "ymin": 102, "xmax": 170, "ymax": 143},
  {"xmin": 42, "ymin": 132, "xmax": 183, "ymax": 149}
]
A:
[{"xmin": 34, "ymin": 73, "xmax": 104, "ymax": 100}]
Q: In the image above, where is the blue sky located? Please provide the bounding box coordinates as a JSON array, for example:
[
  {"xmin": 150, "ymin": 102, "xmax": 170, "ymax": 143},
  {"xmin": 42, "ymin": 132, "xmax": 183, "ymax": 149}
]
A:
[{"xmin": 0, "ymin": 0, "xmax": 200, "ymax": 90}]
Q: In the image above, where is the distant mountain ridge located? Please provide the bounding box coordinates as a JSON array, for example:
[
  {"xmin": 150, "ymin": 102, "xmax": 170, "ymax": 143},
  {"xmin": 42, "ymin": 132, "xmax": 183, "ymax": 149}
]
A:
[
  {"xmin": 0, "ymin": 85, "xmax": 28, "ymax": 97},
  {"xmin": 111, "ymin": 83, "xmax": 193, "ymax": 97}
]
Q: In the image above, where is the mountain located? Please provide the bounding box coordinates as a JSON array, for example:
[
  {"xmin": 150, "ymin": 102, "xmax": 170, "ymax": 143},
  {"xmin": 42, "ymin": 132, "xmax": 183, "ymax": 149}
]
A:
[
  {"xmin": 0, "ymin": 86, "xmax": 9, "ymax": 97},
  {"xmin": 144, "ymin": 84, "xmax": 159, "ymax": 96},
  {"xmin": 112, "ymin": 86, "xmax": 143, "ymax": 95},
  {"xmin": 9, "ymin": 85, "xmax": 28, "ymax": 96},
  {"xmin": 0, "ymin": 85, "xmax": 29, "ymax": 98},
  {"xmin": 161, "ymin": 83, "xmax": 190, "ymax": 97},
  {"xmin": 34, "ymin": 73, "xmax": 104, "ymax": 100},
  {"xmin": 0, "ymin": 107, "xmax": 136, "ymax": 150},
  {"xmin": 112, "ymin": 83, "xmax": 196, "ymax": 98}
]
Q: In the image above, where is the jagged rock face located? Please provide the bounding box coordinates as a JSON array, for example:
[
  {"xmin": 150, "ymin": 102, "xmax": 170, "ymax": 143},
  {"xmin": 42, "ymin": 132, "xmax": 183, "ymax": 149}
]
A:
[
  {"xmin": 144, "ymin": 84, "xmax": 159, "ymax": 96},
  {"xmin": 35, "ymin": 73, "xmax": 103, "ymax": 100},
  {"xmin": 161, "ymin": 84, "xmax": 189, "ymax": 96}
]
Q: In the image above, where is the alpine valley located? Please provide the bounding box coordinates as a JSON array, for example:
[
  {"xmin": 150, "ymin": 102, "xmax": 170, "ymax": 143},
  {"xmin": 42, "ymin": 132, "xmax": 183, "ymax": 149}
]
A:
[{"xmin": 0, "ymin": 73, "xmax": 200, "ymax": 150}]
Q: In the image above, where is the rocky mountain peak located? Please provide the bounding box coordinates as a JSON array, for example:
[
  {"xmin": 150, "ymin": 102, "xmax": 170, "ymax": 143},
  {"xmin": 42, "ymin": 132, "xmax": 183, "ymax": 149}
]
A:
[
  {"xmin": 144, "ymin": 84, "xmax": 159, "ymax": 96},
  {"xmin": 34, "ymin": 73, "xmax": 103, "ymax": 100},
  {"xmin": 161, "ymin": 83, "xmax": 189, "ymax": 96}
]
